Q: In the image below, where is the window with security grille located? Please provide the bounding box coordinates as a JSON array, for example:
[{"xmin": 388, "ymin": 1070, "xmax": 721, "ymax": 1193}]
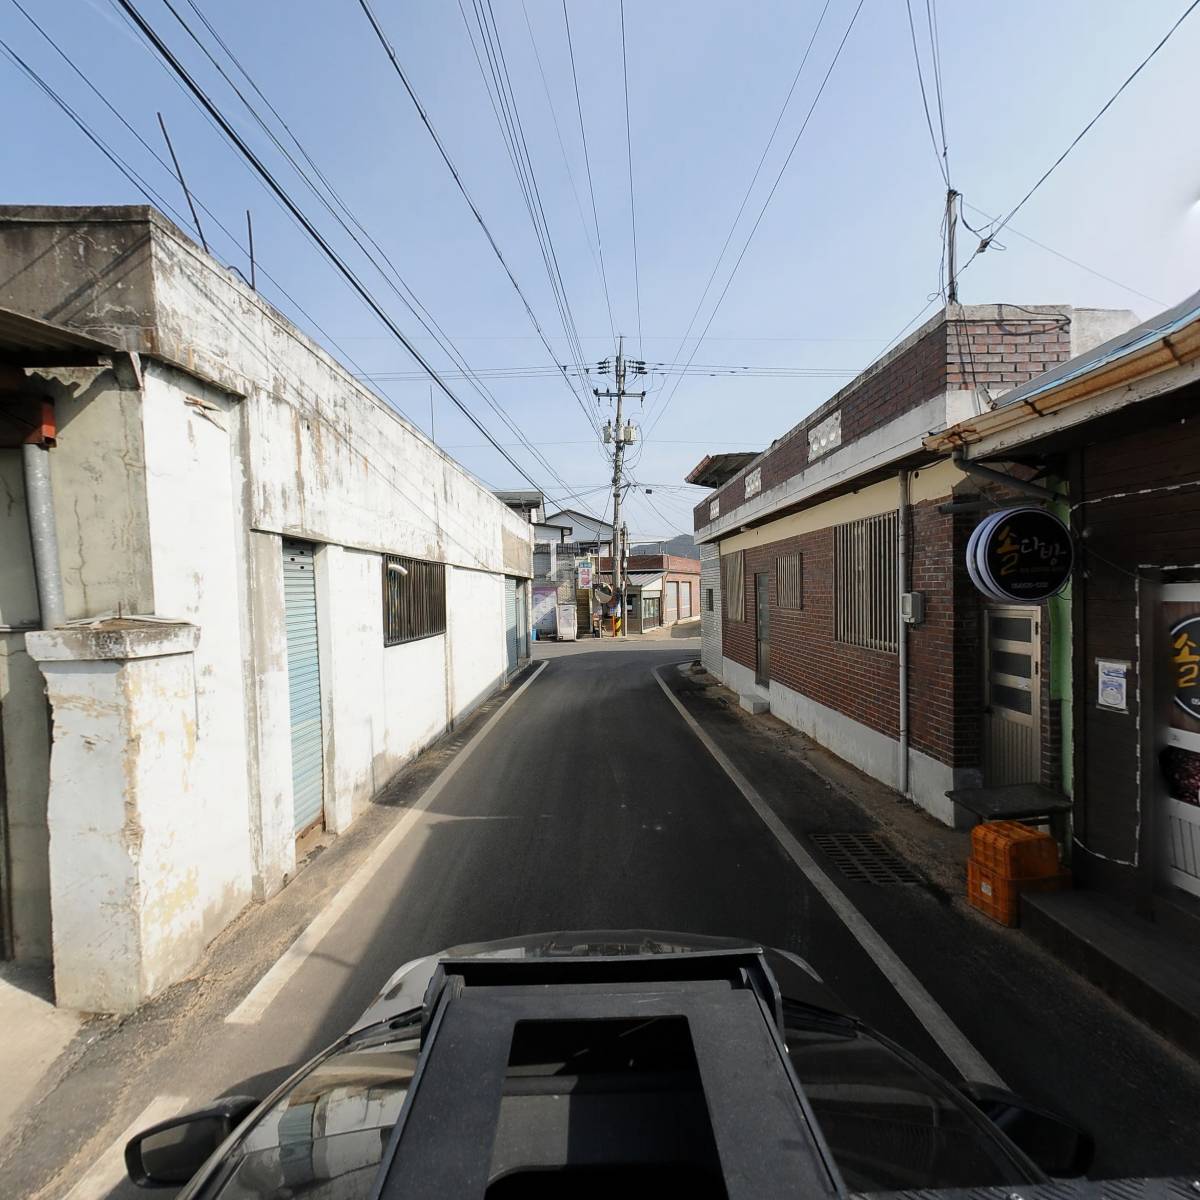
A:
[
  {"xmin": 833, "ymin": 512, "xmax": 898, "ymax": 653},
  {"xmin": 721, "ymin": 551, "xmax": 745, "ymax": 622},
  {"xmin": 383, "ymin": 554, "xmax": 446, "ymax": 645},
  {"xmin": 776, "ymin": 552, "xmax": 803, "ymax": 609}
]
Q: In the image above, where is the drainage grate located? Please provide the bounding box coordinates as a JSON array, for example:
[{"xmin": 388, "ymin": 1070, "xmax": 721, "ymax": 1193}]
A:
[{"xmin": 810, "ymin": 832, "xmax": 923, "ymax": 885}]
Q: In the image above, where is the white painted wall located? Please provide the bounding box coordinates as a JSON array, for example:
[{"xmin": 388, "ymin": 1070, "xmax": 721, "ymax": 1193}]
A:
[
  {"xmin": 447, "ymin": 566, "xmax": 506, "ymax": 720},
  {"xmin": 140, "ymin": 365, "xmax": 254, "ymax": 944}
]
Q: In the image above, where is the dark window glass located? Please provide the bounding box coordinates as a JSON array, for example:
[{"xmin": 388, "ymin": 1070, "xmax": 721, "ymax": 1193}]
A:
[
  {"xmin": 215, "ymin": 1036, "xmax": 419, "ymax": 1200},
  {"xmin": 783, "ymin": 1021, "xmax": 1029, "ymax": 1192},
  {"xmin": 991, "ymin": 615, "xmax": 1033, "ymax": 643},
  {"xmin": 990, "ymin": 650, "xmax": 1032, "ymax": 679},
  {"xmin": 991, "ymin": 684, "xmax": 1033, "ymax": 714}
]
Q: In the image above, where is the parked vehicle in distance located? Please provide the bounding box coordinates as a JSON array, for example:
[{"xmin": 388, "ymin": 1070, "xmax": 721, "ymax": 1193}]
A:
[{"xmin": 126, "ymin": 931, "xmax": 1093, "ymax": 1199}]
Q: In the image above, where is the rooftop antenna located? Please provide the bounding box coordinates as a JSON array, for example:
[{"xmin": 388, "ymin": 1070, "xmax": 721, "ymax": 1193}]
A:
[{"xmin": 157, "ymin": 111, "xmax": 208, "ymax": 254}]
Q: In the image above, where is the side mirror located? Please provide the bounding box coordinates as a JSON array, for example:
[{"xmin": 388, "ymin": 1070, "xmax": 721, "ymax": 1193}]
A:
[
  {"xmin": 125, "ymin": 1096, "xmax": 259, "ymax": 1188},
  {"xmin": 959, "ymin": 1082, "xmax": 1094, "ymax": 1177}
]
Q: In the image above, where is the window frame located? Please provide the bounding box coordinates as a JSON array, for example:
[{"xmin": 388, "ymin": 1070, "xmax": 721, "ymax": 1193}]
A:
[
  {"xmin": 382, "ymin": 554, "xmax": 447, "ymax": 646},
  {"xmin": 721, "ymin": 551, "xmax": 745, "ymax": 623},
  {"xmin": 775, "ymin": 552, "xmax": 804, "ymax": 610},
  {"xmin": 833, "ymin": 512, "xmax": 898, "ymax": 653}
]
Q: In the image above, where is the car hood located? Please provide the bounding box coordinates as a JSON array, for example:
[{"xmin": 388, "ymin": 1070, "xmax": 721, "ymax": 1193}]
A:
[{"xmin": 351, "ymin": 928, "xmax": 847, "ymax": 1032}]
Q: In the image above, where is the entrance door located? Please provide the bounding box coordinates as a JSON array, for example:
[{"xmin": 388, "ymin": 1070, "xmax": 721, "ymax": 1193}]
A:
[
  {"xmin": 1159, "ymin": 583, "xmax": 1200, "ymax": 899},
  {"xmin": 755, "ymin": 572, "xmax": 770, "ymax": 686},
  {"xmin": 283, "ymin": 540, "xmax": 324, "ymax": 836},
  {"xmin": 983, "ymin": 606, "xmax": 1040, "ymax": 785},
  {"xmin": 644, "ymin": 596, "xmax": 660, "ymax": 629}
]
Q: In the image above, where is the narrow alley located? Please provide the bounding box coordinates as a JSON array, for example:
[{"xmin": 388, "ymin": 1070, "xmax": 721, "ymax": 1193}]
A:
[{"xmin": 5, "ymin": 638, "xmax": 1198, "ymax": 1199}]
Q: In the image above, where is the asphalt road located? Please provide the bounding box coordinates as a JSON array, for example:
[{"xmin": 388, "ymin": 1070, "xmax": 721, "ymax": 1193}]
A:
[{"xmin": 8, "ymin": 640, "xmax": 1200, "ymax": 1198}]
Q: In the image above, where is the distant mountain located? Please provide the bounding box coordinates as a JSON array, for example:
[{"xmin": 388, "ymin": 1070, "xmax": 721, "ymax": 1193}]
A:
[{"xmin": 631, "ymin": 534, "xmax": 698, "ymax": 559}]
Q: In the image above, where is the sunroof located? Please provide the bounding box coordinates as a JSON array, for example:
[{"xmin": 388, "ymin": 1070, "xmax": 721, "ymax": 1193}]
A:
[{"xmin": 487, "ymin": 1015, "xmax": 726, "ymax": 1196}]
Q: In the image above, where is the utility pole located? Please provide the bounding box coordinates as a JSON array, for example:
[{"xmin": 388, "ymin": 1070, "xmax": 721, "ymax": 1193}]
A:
[
  {"xmin": 595, "ymin": 336, "xmax": 645, "ymax": 637},
  {"xmin": 945, "ymin": 187, "xmax": 959, "ymax": 304}
]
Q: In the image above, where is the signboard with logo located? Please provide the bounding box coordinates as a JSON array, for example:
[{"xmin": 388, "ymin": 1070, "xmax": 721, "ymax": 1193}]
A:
[
  {"xmin": 1170, "ymin": 613, "xmax": 1200, "ymax": 723},
  {"xmin": 966, "ymin": 507, "xmax": 1073, "ymax": 604}
]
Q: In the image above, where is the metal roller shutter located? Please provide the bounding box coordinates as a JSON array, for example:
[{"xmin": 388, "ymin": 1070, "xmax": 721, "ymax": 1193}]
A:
[
  {"xmin": 504, "ymin": 577, "xmax": 519, "ymax": 674},
  {"xmin": 284, "ymin": 540, "xmax": 324, "ymax": 835}
]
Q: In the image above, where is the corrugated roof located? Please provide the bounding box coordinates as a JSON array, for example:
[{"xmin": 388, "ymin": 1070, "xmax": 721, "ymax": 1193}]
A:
[
  {"xmin": 995, "ymin": 287, "xmax": 1200, "ymax": 411},
  {"xmin": 0, "ymin": 305, "xmax": 121, "ymax": 360},
  {"xmin": 599, "ymin": 571, "xmax": 666, "ymax": 587}
]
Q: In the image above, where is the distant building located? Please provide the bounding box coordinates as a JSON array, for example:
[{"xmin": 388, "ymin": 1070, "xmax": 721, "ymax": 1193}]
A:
[
  {"xmin": 597, "ymin": 554, "xmax": 701, "ymax": 633},
  {"xmin": 0, "ymin": 206, "xmax": 531, "ymax": 1011}
]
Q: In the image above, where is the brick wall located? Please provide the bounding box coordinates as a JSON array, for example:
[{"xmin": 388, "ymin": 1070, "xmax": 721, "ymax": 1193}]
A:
[
  {"xmin": 720, "ymin": 496, "xmax": 996, "ymax": 769},
  {"xmin": 695, "ymin": 310, "xmax": 1074, "ymax": 532}
]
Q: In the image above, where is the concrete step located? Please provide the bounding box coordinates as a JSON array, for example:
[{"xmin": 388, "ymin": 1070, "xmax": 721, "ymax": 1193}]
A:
[
  {"xmin": 1021, "ymin": 889, "xmax": 1200, "ymax": 1061},
  {"xmin": 738, "ymin": 693, "xmax": 769, "ymax": 715}
]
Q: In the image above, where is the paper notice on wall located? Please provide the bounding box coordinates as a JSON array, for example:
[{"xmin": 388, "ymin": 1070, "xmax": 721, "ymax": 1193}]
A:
[{"xmin": 1097, "ymin": 659, "xmax": 1129, "ymax": 712}]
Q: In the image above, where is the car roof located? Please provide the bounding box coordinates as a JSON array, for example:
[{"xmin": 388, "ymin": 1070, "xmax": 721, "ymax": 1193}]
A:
[{"xmin": 372, "ymin": 947, "xmax": 842, "ymax": 1199}]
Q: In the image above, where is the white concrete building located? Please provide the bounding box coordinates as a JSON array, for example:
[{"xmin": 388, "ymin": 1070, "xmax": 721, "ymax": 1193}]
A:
[{"xmin": 0, "ymin": 206, "xmax": 531, "ymax": 1012}]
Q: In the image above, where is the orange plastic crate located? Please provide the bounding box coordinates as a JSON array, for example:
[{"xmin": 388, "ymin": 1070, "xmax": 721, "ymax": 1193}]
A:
[
  {"xmin": 970, "ymin": 820, "xmax": 1059, "ymax": 879},
  {"xmin": 966, "ymin": 859, "xmax": 1070, "ymax": 927}
]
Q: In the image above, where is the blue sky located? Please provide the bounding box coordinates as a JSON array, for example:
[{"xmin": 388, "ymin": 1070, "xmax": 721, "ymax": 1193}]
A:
[{"xmin": 3, "ymin": 1, "xmax": 1198, "ymax": 539}]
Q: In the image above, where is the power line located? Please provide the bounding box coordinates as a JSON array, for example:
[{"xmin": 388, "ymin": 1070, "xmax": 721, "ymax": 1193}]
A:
[
  {"xmin": 960, "ymin": 200, "xmax": 1165, "ymax": 307},
  {"xmin": 464, "ymin": 0, "xmax": 598, "ymax": 418},
  {"xmin": 521, "ymin": 0, "xmax": 615, "ymax": 344},
  {"xmin": 644, "ymin": 0, "xmax": 866, "ymax": 441},
  {"xmin": 112, "ymin": 0, "xmax": 559, "ymax": 492},
  {"xmin": 619, "ymin": 0, "xmax": 642, "ymax": 357},
  {"xmin": 353, "ymin": 0, "xmax": 602, "ymax": 445},
  {"xmin": 640, "ymin": 0, "xmax": 832, "ymax": 437},
  {"xmin": 904, "ymin": 0, "xmax": 948, "ymax": 186},
  {"xmin": 158, "ymin": 0, "xmax": 594, "ymax": 510},
  {"xmin": 972, "ymin": 0, "xmax": 1200, "ymax": 259},
  {"xmin": 562, "ymin": 0, "xmax": 617, "ymax": 349}
]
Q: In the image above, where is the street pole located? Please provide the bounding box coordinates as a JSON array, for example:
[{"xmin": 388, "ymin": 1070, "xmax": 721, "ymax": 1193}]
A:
[
  {"xmin": 611, "ymin": 337, "xmax": 626, "ymax": 637},
  {"xmin": 595, "ymin": 338, "xmax": 644, "ymax": 639},
  {"xmin": 945, "ymin": 187, "xmax": 959, "ymax": 305}
]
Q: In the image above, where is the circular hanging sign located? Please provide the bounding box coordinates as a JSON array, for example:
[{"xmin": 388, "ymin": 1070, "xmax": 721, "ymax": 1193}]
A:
[
  {"xmin": 966, "ymin": 506, "xmax": 1073, "ymax": 604},
  {"xmin": 1170, "ymin": 614, "xmax": 1200, "ymax": 722}
]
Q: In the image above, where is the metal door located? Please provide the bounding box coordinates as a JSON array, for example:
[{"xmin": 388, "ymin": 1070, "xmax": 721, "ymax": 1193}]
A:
[
  {"xmin": 666, "ymin": 580, "xmax": 679, "ymax": 624},
  {"xmin": 504, "ymin": 577, "xmax": 519, "ymax": 674},
  {"xmin": 1159, "ymin": 583, "xmax": 1200, "ymax": 899},
  {"xmin": 283, "ymin": 539, "xmax": 324, "ymax": 835},
  {"xmin": 983, "ymin": 606, "xmax": 1040, "ymax": 785},
  {"xmin": 680, "ymin": 581, "xmax": 692, "ymax": 618},
  {"xmin": 755, "ymin": 572, "xmax": 770, "ymax": 686}
]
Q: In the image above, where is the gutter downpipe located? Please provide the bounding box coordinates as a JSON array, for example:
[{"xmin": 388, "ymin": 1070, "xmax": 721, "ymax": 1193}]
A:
[
  {"xmin": 898, "ymin": 468, "xmax": 910, "ymax": 798},
  {"xmin": 22, "ymin": 402, "xmax": 65, "ymax": 629}
]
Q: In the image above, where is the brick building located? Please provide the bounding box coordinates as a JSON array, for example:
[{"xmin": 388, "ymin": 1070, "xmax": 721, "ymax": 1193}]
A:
[
  {"xmin": 598, "ymin": 554, "xmax": 701, "ymax": 633},
  {"xmin": 690, "ymin": 303, "xmax": 1134, "ymax": 824},
  {"xmin": 926, "ymin": 290, "xmax": 1200, "ymax": 932}
]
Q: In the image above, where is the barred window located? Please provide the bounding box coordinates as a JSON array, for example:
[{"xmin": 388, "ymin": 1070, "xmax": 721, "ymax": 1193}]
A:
[
  {"xmin": 721, "ymin": 551, "xmax": 745, "ymax": 622},
  {"xmin": 834, "ymin": 512, "xmax": 898, "ymax": 652},
  {"xmin": 383, "ymin": 554, "xmax": 446, "ymax": 645},
  {"xmin": 776, "ymin": 552, "xmax": 803, "ymax": 609}
]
